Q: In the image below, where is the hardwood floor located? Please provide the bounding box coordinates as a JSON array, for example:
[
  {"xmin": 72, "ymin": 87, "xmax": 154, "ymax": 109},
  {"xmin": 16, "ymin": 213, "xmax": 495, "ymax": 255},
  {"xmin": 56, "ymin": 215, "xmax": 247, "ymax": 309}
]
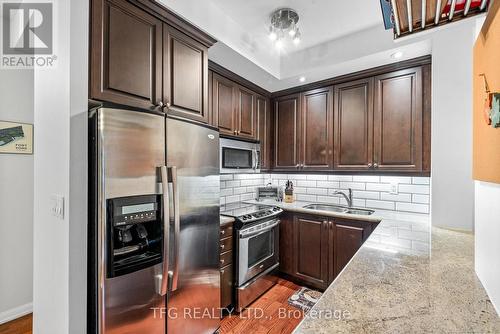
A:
[
  {"xmin": 220, "ymin": 279, "xmax": 304, "ymax": 334},
  {"xmin": 0, "ymin": 314, "xmax": 32, "ymax": 334},
  {"xmin": 0, "ymin": 280, "xmax": 303, "ymax": 334}
]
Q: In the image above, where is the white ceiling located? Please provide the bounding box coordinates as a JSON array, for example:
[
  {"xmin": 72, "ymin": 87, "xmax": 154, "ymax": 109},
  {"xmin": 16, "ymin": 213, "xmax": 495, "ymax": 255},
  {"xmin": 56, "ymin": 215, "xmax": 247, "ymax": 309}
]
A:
[
  {"xmin": 211, "ymin": 0, "xmax": 384, "ymax": 52},
  {"xmin": 158, "ymin": 0, "xmax": 434, "ymax": 91}
]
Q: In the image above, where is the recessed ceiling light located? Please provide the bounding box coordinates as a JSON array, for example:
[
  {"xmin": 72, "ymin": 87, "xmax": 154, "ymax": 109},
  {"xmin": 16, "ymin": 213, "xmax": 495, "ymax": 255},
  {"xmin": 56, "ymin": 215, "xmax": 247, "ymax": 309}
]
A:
[
  {"xmin": 275, "ymin": 39, "xmax": 283, "ymax": 50},
  {"xmin": 299, "ymin": 76, "xmax": 306, "ymax": 83},
  {"xmin": 391, "ymin": 51, "xmax": 403, "ymax": 59}
]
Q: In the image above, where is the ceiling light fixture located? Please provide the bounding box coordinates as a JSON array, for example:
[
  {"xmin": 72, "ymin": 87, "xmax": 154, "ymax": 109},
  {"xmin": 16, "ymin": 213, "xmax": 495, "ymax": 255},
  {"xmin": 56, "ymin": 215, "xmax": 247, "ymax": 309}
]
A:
[
  {"xmin": 268, "ymin": 8, "xmax": 301, "ymax": 50},
  {"xmin": 391, "ymin": 51, "xmax": 404, "ymax": 59},
  {"xmin": 299, "ymin": 76, "xmax": 306, "ymax": 83}
]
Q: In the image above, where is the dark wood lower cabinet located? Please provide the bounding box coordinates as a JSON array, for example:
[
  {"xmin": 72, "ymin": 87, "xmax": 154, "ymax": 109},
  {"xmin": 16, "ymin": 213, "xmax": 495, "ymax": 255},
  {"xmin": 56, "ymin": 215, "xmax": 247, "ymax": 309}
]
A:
[
  {"xmin": 292, "ymin": 216, "xmax": 329, "ymax": 290},
  {"xmin": 279, "ymin": 213, "xmax": 376, "ymax": 290},
  {"xmin": 220, "ymin": 263, "xmax": 233, "ymax": 310},
  {"xmin": 220, "ymin": 222, "xmax": 234, "ymax": 312}
]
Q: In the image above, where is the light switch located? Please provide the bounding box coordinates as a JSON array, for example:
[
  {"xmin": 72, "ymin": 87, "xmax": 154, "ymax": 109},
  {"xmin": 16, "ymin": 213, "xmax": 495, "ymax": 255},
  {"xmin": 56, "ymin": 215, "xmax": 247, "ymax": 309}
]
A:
[
  {"xmin": 390, "ymin": 182, "xmax": 398, "ymax": 195},
  {"xmin": 51, "ymin": 195, "xmax": 65, "ymax": 219}
]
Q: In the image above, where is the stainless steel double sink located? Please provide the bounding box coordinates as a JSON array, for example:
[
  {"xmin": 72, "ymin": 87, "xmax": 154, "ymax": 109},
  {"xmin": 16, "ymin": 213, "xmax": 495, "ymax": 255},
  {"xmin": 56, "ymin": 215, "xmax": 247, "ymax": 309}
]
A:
[{"xmin": 303, "ymin": 203, "xmax": 375, "ymax": 216}]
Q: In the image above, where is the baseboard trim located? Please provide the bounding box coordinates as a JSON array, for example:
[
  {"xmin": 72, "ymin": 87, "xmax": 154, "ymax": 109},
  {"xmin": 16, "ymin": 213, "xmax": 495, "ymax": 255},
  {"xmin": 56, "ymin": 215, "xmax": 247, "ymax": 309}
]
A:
[{"xmin": 0, "ymin": 303, "xmax": 33, "ymax": 325}]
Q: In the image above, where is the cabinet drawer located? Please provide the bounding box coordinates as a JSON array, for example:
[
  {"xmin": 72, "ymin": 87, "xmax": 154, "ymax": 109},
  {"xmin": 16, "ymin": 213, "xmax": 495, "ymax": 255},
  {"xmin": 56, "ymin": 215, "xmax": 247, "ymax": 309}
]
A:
[
  {"xmin": 220, "ymin": 224, "xmax": 233, "ymax": 239},
  {"xmin": 220, "ymin": 250, "xmax": 233, "ymax": 267},
  {"xmin": 220, "ymin": 237, "xmax": 233, "ymax": 252}
]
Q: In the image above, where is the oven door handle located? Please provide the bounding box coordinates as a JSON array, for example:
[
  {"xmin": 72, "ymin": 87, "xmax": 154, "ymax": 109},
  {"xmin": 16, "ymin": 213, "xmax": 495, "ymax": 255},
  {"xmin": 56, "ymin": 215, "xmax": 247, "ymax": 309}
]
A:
[{"xmin": 239, "ymin": 220, "xmax": 280, "ymax": 239}]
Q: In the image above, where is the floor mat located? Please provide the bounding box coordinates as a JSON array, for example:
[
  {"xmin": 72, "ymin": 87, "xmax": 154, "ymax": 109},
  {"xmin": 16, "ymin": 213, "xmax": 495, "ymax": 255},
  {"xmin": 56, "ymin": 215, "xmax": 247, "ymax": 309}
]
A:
[{"xmin": 287, "ymin": 287, "xmax": 322, "ymax": 313}]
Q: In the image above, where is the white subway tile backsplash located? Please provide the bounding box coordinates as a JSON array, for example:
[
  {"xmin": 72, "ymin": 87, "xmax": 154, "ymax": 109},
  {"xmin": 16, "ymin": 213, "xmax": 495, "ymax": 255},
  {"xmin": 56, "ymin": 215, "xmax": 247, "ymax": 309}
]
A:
[
  {"xmin": 366, "ymin": 200, "xmax": 395, "ymax": 210},
  {"xmin": 297, "ymin": 180, "xmax": 316, "ymax": 187},
  {"xmin": 225, "ymin": 180, "xmax": 240, "ymax": 188},
  {"xmin": 328, "ymin": 175, "xmax": 353, "ymax": 181},
  {"xmin": 307, "ymin": 187, "xmax": 328, "ymax": 195},
  {"xmin": 220, "ymin": 188, "xmax": 233, "ymax": 197},
  {"xmin": 380, "ymin": 192, "xmax": 412, "ymax": 202},
  {"xmin": 366, "ymin": 183, "xmax": 391, "ymax": 192},
  {"xmin": 353, "ymin": 190, "xmax": 380, "ymax": 200},
  {"xmin": 399, "ymin": 184, "xmax": 430, "ymax": 195},
  {"xmin": 353, "ymin": 175, "xmax": 380, "ymax": 183},
  {"xmin": 339, "ymin": 182, "xmax": 365, "ymax": 190},
  {"xmin": 412, "ymin": 194, "xmax": 430, "ymax": 204},
  {"xmin": 220, "ymin": 174, "xmax": 233, "ymax": 181},
  {"xmin": 306, "ymin": 174, "xmax": 328, "ymax": 181},
  {"xmin": 380, "ymin": 176, "xmax": 412, "ymax": 184},
  {"xmin": 412, "ymin": 177, "xmax": 430, "ymax": 185},
  {"xmin": 220, "ymin": 173, "xmax": 430, "ymax": 215},
  {"xmin": 296, "ymin": 194, "xmax": 317, "ymax": 202},
  {"xmin": 316, "ymin": 181, "xmax": 340, "ymax": 188}
]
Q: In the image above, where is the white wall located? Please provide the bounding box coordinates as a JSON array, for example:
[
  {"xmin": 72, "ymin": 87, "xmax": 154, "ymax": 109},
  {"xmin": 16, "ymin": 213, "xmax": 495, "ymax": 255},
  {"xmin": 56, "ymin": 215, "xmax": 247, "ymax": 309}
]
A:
[
  {"xmin": 475, "ymin": 181, "xmax": 500, "ymax": 314},
  {"xmin": 430, "ymin": 20, "xmax": 477, "ymax": 231},
  {"xmin": 0, "ymin": 70, "xmax": 34, "ymax": 323},
  {"xmin": 33, "ymin": 0, "xmax": 88, "ymax": 333}
]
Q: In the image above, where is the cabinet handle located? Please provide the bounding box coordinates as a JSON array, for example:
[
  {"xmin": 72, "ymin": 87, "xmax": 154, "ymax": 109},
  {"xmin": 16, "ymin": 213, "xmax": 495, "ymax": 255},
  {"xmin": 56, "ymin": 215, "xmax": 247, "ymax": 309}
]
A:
[
  {"xmin": 374, "ymin": 163, "xmax": 379, "ymax": 169},
  {"xmin": 221, "ymin": 230, "xmax": 225, "ymax": 235},
  {"xmin": 166, "ymin": 102, "xmax": 171, "ymax": 108},
  {"xmin": 234, "ymin": 130, "xmax": 237, "ymax": 135},
  {"xmin": 220, "ymin": 259, "xmax": 225, "ymax": 264},
  {"xmin": 221, "ymin": 244, "xmax": 225, "ymax": 250},
  {"xmin": 157, "ymin": 101, "xmax": 165, "ymax": 108},
  {"xmin": 296, "ymin": 164, "xmax": 300, "ymax": 169},
  {"xmin": 368, "ymin": 163, "xmax": 373, "ymax": 168},
  {"xmin": 221, "ymin": 269, "xmax": 225, "ymax": 274}
]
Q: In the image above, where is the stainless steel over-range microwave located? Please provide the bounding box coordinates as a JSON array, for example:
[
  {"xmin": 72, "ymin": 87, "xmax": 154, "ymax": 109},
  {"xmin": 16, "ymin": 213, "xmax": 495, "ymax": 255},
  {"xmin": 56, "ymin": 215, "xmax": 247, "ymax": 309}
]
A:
[{"xmin": 220, "ymin": 138, "xmax": 260, "ymax": 173}]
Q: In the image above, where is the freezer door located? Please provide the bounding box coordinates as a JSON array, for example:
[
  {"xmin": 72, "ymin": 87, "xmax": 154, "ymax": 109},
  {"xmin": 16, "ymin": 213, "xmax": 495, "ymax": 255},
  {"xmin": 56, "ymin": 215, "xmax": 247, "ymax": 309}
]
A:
[
  {"xmin": 166, "ymin": 118, "xmax": 220, "ymax": 334},
  {"xmin": 96, "ymin": 108, "xmax": 166, "ymax": 334}
]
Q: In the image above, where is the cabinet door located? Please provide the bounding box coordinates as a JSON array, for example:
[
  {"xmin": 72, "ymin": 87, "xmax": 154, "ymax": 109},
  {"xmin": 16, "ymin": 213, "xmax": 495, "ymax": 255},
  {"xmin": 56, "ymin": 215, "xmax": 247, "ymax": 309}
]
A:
[
  {"xmin": 90, "ymin": 0, "xmax": 162, "ymax": 110},
  {"xmin": 279, "ymin": 214, "xmax": 294, "ymax": 276},
  {"xmin": 212, "ymin": 73, "xmax": 236, "ymax": 136},
  {"xmin": 334, "ymin": 78, "xmax": 374, "ymax": 170},
  {"xmin": 333, "ymin": 222, "xmax": 369, "ymax": 278},
  {"xmin": 274, "ymin": 94, "xmax": 300, "ymax": 170},
  {"xmin": 293, "ymin": 216, "xmax": 329, "ymax": 290},
  {"xmin": 220, "ymin": 264, "xmax": 233, "ymax": 309},
  {"xmin": 164, "ymin": 25, "xmax": 209, "ymax": 123},
  {"xmin": 236, "ymin": 86, "xmax": 257, "ymax": 140},
  {"xmin": 300, "ymin": 87, "xmax": 334, "ymax": 170},
  {"xmin": 257, "ymin": 96, "xmax": 272, "ymax": 170},
  {"xmin": 373, "ymin": 67, "xmax": 423, "ymax": 171}
]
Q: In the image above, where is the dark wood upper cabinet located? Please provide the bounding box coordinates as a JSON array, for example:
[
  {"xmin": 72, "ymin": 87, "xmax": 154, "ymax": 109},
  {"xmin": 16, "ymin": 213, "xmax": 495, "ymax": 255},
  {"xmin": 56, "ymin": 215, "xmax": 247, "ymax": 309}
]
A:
[
  {"xmin": 334, "ymin": 78, "xmax": 374, "ymax": 170},
  {"xmin": 373, "ymin": 67, "xmax": 423, "ymax": 171},
  {"xmin": 300, "ymin": 87, "xmax": 334, "ymax": 170},
  {"xmin": 293, "ymin": 216, "xmax": 329, "ymax": 290},
  {"xmin": 212, "ymin": 73, "xmax": 236, "ymax": 136},
  {"xmin": 274, "ymin": 94, "xmax": 300, "ymax": 170},
  {"xmin": 257, "ymin": 96, "xmax": 272, "ymax": 170},
  {"xmin": 235, "ymin": 86, "xmax": 257, "ymax": 140},
  {"xmin": 164, "ymin": 25, "xmax": 209, "ymax": 123},
  {"xmin": 90, "ymin": 0, "xmax": 163, "ymax": 110}
]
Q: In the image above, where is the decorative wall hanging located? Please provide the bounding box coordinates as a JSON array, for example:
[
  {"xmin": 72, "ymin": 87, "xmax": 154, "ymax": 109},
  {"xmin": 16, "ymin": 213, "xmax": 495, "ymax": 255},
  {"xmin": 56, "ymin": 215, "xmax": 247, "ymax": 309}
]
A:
[
  {"xmin": 0, "ymin": 121, "xmax": 33, "ymax": 154},
  {"xmin": 473, "ymin": 0, "xmax": 500, "ymax": 184}
]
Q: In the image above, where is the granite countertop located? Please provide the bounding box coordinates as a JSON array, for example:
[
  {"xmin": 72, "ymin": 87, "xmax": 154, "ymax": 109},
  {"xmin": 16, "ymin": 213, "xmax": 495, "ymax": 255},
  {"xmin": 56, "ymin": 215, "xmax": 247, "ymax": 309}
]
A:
[
  {"xmin": 243, "ymin": 200, "xmax": 500, "ymax": 333},
  {"xmin": 220, "ymin": 215, "xmax": 234, "ymax": 225}
]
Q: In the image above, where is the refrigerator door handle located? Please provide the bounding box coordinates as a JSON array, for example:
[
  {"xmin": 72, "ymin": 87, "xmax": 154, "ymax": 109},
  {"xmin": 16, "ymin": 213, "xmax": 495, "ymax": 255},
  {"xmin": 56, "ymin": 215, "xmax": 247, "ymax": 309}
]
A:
[
  {"xmin": 160, "ymin": 166, "xmax": 171, "ymax": 296},
  {"xmin": 170, "ymin": 166, "xmax": 180, "ymax": 292}
]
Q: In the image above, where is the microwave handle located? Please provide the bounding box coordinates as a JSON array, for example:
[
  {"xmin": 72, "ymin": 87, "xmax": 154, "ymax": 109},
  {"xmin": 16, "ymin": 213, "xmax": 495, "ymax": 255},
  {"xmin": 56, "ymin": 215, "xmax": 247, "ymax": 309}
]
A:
[{"xmin": 253, "ymin": 150, "xmax": 260, "ymax": 170}]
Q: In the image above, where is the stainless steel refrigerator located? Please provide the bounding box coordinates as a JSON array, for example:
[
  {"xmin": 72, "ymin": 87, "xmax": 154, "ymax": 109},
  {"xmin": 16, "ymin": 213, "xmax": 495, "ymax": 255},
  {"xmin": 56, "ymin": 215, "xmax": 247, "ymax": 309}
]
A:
[{"xmin": 88, "ymin": 107, "xmax": 220, "ymax": 334}]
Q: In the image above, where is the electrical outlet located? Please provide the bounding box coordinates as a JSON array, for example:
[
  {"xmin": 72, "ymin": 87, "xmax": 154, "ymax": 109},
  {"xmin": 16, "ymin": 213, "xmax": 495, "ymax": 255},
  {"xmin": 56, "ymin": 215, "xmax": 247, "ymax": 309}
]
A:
[
  {"xmin": 51, "ymin": 195, "xmax": 65, "ymax": 219},
  {"xmin": 390, "ymin": 182, "xmax": 398, "ymax": 195}
]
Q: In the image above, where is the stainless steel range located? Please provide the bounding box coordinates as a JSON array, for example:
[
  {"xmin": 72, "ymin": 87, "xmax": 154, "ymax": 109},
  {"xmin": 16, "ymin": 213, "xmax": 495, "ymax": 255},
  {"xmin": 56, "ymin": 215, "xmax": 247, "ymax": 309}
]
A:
[{"xmin": 221, "ymin": 202, "xmax": 283, "ymax": 312}]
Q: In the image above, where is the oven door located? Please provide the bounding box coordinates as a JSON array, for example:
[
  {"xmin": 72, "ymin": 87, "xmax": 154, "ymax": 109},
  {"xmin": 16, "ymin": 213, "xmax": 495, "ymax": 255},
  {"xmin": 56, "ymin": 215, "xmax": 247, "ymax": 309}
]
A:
[{"xmin": 237, "ymin": 219, "xmax": 279, "ymax": 286}]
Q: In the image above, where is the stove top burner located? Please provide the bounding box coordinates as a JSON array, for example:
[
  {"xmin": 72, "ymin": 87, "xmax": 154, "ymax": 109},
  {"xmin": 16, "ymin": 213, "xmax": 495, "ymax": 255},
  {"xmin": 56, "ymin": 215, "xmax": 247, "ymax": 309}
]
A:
[{"xmin": 221, "ymin": 202, "xmax": 283, "ymax": 227}]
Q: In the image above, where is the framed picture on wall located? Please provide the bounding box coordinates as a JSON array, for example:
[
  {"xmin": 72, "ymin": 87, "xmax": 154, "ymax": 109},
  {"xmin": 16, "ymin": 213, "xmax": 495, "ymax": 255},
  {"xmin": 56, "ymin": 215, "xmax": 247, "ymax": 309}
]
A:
[{"xmin": 0, "ymin": 121, "xmax": 33, "ymax": 154}]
